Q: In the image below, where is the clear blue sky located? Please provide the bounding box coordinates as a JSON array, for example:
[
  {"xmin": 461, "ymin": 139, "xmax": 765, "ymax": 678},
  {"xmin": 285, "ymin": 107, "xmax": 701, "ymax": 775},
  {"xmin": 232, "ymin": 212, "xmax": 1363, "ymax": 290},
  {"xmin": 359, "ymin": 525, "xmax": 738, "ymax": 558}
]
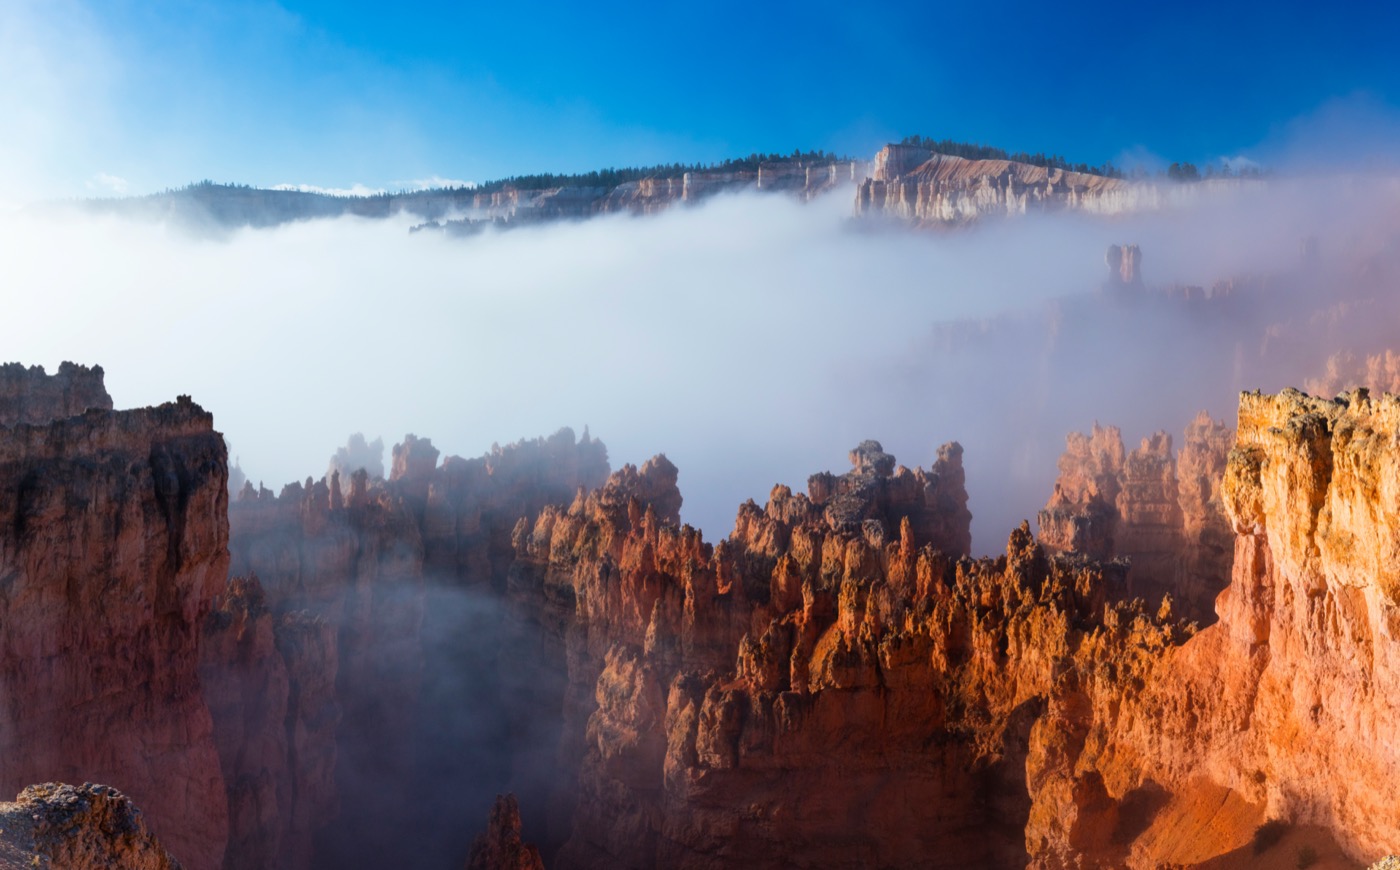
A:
[{"xmin": 5, "ymin": 0, "xmax": 1400, "ymax": 199}]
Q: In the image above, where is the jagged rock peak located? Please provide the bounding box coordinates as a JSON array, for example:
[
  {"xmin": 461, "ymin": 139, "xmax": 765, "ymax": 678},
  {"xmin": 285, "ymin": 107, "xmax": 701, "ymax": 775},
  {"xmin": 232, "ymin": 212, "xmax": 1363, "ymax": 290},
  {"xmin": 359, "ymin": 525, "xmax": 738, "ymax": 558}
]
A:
[
  {"xmin": 806, "ymin": 440, "xmax": 971, "ymax": 555},
  {"xmin": 0, "ymin": 361, "xmax": 113, "ymax": 426}
]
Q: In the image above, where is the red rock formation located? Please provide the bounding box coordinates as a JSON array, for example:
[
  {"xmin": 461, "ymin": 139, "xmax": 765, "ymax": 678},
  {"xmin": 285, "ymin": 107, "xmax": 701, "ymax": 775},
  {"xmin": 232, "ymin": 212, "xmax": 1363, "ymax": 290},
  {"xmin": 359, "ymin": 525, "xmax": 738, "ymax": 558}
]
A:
[
  {"xmin": 1038, "ymin": 416, "xmax": 1235, "ymax": 623},
  {"xmin": 0, "ymin": 396, "xmax": 230, "ymax": 870},
  {"xmin": 507, "ymin": 440, "xmax": 1207, "ymax": 868},
  {"xmin": 1021, "ymin": 388, "xmax": 1400, "ymax": 867},
  {"xmin": 0, "ymin": 783, "xmax": 184, "ymax": 870},
  {"xmin": 0, "ymin": 361, "xmax": 112, "ymax": 425},
  {"xmin": 466, "ymin": 795, "xmax": 545, "ymax": 870}
]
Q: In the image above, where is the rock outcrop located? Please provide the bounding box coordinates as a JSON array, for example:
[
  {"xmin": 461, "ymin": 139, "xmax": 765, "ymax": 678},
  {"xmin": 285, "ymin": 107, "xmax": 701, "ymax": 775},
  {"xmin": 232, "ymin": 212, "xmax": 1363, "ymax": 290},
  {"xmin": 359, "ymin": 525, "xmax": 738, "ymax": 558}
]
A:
[
  {"xmin": 0, "ymin": 393, "xmax": 230, "ymax": 870},
  {"xmin": 466, "ymin": 795, "xmax": 544, "ymax": 870},
  {"xmin": 0, "ymin": 783, "xmax": 183, "ymax": 870},
  {"xmin": 1038, "ymin": 413, "xmax": 1235, "ymax": 623},
  {"xmin": 0, "ymin": 361, "xmax": 112, "ymax": 425}
]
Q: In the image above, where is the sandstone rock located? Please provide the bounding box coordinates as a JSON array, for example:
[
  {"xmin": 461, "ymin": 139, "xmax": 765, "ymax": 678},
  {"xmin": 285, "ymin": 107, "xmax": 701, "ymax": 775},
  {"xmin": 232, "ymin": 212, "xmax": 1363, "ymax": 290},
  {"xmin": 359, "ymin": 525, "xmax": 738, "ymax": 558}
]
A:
[
  {"xmin": 0, "ymin": 783, "xmax": 183, "ymax": 870},
  {"xmin": 0, "ymin": 361, "xmax": 112, "ymax": 426}
]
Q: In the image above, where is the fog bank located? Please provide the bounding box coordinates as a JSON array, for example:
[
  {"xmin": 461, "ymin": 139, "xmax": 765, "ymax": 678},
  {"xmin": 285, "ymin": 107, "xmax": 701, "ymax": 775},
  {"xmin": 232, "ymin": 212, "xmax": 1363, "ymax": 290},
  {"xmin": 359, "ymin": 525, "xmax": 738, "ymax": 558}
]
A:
[{"xmin": 5, "ymin": 178, "xmax": 1399, "ymax": 552}]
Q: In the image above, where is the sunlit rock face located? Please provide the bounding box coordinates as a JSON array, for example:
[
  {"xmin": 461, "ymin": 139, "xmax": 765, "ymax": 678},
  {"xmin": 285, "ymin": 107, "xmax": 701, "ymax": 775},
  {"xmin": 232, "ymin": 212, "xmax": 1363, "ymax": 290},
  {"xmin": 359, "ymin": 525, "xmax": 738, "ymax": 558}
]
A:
[
  {"xmin": 0, "ymin": 378, "xmax": 230, "ymax": 870},
  {"xmin": 509, "ymin": 441, "xmax": 1199, "ymax": 868},
  {"xmin": 1024, "ymin": 388, "xmax": 1400, "ymax": 868},
  {"xmin": 1038, "ymin": 413, "xmax": 1235, "ymax": 625}
]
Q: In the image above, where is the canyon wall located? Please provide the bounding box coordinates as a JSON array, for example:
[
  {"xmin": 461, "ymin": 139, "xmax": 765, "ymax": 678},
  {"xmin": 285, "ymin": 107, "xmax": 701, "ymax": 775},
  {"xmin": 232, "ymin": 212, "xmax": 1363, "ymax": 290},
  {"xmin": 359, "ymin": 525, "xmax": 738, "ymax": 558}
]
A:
[
  {"xmin": 0, "ymin": 369, "xmax": 229, "ymax": 870},
  {"xmin": 1038, "ymin": 412, "xmax": 1235, "ymax": 624}
]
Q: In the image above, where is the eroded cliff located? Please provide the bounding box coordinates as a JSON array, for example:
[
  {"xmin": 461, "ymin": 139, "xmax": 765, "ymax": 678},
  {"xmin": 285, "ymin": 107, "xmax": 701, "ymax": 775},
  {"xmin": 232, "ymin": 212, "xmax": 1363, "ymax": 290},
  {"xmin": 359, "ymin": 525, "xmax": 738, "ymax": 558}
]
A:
[{"xmin": 0, "ymin": 390, "xmax": 229, "ymax": 870}]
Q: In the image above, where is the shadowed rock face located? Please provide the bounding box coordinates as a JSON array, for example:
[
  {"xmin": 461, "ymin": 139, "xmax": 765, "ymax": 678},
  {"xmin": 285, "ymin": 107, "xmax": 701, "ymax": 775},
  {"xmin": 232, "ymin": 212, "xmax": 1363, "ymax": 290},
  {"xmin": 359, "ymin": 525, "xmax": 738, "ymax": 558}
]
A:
[{"xmin": 0, "ymin": 391, "xmax": 230, "ymax": 870}]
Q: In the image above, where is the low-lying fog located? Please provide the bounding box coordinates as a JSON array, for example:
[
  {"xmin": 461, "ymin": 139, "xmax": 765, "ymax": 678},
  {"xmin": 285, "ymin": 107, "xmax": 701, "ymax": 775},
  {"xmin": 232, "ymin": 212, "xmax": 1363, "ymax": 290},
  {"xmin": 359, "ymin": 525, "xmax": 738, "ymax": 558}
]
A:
[{"xmin": 5, "ymin": 177, "xmax": 1399, "ymax": 553}]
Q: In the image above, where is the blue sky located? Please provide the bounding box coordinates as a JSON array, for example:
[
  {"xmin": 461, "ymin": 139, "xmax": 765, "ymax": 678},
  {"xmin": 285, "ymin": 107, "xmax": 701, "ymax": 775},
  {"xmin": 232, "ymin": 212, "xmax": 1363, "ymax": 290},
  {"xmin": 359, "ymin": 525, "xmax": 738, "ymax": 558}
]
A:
[{"xmin": 5, "ymin": 0, "xmax": 1400, "ymax": 199}]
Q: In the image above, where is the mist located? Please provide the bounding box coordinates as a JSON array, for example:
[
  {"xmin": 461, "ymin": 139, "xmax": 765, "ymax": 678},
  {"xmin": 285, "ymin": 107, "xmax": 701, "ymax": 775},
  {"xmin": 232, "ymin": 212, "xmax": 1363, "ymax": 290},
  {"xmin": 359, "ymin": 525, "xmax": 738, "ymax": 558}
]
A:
[{"xmin": 5, "ymin": 176, "xmax": 1400, "ymax": 553}]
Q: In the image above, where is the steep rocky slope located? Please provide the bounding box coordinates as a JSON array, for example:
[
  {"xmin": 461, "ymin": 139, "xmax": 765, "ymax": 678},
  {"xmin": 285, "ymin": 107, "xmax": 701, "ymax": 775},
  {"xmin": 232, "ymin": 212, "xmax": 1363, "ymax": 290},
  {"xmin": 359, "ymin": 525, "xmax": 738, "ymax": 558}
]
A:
[{"xmin": 0, "ymin": 371, "xmax": 229, "ymax": 869}]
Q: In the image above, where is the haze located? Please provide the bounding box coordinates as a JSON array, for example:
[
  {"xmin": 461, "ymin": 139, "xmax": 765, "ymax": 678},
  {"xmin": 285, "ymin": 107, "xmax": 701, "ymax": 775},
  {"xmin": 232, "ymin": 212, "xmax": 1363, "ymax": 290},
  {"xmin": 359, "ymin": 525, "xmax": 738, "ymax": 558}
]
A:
[{"xmin": 6, "ymin": 171, "xmax": 1398, "ymax": 552}]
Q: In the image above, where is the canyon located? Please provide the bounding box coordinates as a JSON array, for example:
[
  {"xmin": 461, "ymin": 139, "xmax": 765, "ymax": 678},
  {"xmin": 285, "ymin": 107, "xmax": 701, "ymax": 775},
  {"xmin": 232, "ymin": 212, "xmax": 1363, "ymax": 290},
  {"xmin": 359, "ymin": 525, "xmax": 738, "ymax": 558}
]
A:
[{"xmin": 2, "ymin": 353, "xmax": 1400, "ymax": 868}]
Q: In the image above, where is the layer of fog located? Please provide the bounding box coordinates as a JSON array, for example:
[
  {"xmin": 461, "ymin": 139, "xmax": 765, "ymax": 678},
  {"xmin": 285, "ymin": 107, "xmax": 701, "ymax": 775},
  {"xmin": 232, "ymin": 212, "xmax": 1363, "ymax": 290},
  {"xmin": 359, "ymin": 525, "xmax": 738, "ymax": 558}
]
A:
[{"xmin": 4, "ymin": 177, "xmax": 1399, "ymax": 553}]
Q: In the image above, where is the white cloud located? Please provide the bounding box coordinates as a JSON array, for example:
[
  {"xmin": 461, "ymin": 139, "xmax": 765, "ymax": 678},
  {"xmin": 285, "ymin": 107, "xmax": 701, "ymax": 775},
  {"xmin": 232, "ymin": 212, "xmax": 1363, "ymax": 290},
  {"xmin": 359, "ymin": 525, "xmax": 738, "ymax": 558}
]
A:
[{"xmin": 85, "ymin": 172, "xmax": 129, "ymax": 194}]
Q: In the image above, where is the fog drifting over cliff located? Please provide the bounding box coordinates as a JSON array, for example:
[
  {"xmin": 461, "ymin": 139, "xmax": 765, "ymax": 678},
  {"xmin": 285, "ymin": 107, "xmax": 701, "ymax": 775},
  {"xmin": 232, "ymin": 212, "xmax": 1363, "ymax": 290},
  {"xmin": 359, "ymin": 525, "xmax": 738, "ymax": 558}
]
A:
[{"xmin": 5, "ymin": 177, "xmax": 1400, "ymax": 552}]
